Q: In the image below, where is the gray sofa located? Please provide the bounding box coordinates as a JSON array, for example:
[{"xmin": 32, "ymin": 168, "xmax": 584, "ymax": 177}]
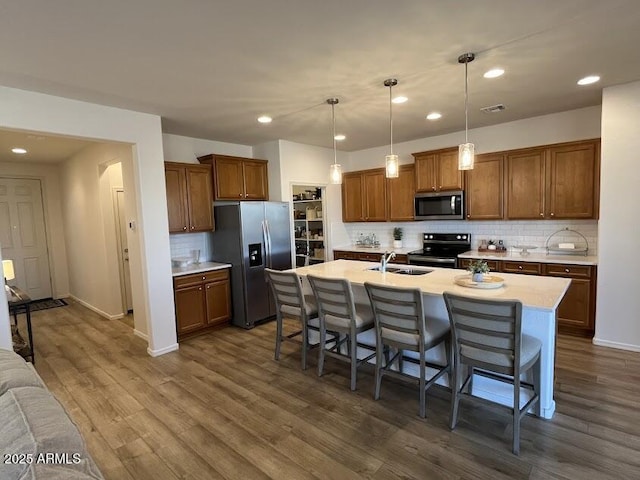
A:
[{"xmin": 0, "ymin": 349, "xmax": 103, "ymax": 480}]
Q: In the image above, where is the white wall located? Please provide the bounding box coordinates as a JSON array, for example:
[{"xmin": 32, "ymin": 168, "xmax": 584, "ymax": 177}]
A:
[
  {"xmin": 0, "ymin": 86, "xmax": 176, "ymax": 356},
  {"xmin": 253, "ymin": 140, "xmax": 281, "ymax": 201},
  {"xmin": 0, "ymin": 249, "xmax": 11, "ymax": 350},
  {"xmin": 60, "ymin": 143, "xmax": 129, "ymax": 318},
  {"xmin": 163, "ymin": 133, "xmax": 252, "ymax": 162},
  {"xmin": 594, "ymin": 81, "xmax": 640, "ymax": 351},
  {"xmin": 348, "ymin": 106, "xmax": 602, "ymax": 170},
  {"xmin": 0, "ymin": 162, "xmax": 70, "ymax": 297}
]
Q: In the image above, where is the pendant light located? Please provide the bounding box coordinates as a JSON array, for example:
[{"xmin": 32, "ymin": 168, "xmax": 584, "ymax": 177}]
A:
[
  {"xmin": 384, "ymin": 78, "xmax": 399, "ymax": 178},
  {"xmin": 327, "ymin": 98, "xmax": 342, "ymax": 184},
  {"xmin": 458, "ymin": 53, "xmax": 475, "ymax": 170}
]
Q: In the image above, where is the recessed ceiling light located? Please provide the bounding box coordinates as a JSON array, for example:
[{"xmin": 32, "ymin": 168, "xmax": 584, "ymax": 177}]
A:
[
  {"xmin": 334, "ymin": 134, "xmax": 346, "ymax": 141},
  {"xmin": 577, "ymin": 75, "xmax": 600, "ymax": 86},
  {"xmin": 11, "ymin": 147, "xmax": 27, "ymax": 154},
  {"xmin": 483, "ymin": 68, "xmax": 504, "ymax": 79},
  {"xmin": 257, "ymin": 115, "xmax": 272, "ymax": 123},
  {"xmin": 392, "ymin": 96, "xmax": 408, "ymax": 104},
  {"xmin": 426, "ymin": 112, "xmax": 442, "ymax": 120}
]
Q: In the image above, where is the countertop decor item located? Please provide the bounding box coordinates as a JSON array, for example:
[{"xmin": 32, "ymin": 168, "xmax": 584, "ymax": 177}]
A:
[
  {"xmin": 393, "ymin": 227, "xmax": 403, "ymax": 248},
  {"xmin": 454, "ymin": 274, "xmax": 505, "ymax": 289},
  {"xmin": 545, "ymin": 227, "xmax": 589, "ymax": 256},
  {"xmin": 513, "ymin": 245, "xmax": 537, "ymax": 256},
  {"xmin": 467, "ymin": 259, "xmax": 490, "ymax": 282}
]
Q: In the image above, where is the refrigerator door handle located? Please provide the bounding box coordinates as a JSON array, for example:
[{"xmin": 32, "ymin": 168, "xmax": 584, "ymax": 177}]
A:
[{"xmin": 265, "ymin": 220, "xmax": 272, "ymax": 268}]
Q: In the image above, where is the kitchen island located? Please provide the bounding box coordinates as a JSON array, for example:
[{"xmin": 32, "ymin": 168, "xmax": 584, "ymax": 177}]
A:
[{"xmin": 292, "ymin": 259, "xmax": 571, "ymax": 419}]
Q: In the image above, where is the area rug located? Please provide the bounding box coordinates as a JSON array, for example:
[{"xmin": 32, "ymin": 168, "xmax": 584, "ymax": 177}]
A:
[{"xmin": 29, "ymin": 298, "xmax": 68, "ymax": 312}]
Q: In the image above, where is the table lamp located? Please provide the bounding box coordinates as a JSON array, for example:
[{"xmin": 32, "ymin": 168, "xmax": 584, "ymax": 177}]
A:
[{"xmin": 3, "ymin": 259, "xmax": 15, "ymax": 295}]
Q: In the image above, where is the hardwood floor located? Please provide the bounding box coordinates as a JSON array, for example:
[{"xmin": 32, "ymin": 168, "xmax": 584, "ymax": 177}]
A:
[{"xmin": 22, "ymin": 299, "xmax": 640, "ymax": 479}]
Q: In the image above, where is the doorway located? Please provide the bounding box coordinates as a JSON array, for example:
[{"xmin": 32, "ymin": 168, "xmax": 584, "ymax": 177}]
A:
[
  {"xmin": 114, "ymin": 188, "xmax": 133, "ymax": 313},
  {"xmin": 0, "ymin": 177, "xmax": 52, "ymax": 299}
]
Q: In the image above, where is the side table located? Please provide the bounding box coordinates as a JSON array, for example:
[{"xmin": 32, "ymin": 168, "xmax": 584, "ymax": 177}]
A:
[{"xmin": 7, "ymin": 286, "xmax": 34, "ymax": 364}]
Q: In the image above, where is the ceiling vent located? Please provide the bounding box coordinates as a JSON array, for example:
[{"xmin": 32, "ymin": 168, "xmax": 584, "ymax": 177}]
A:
[{"xmin": 480, "ymin": 104, "xmax": 506, "ymax": 113}]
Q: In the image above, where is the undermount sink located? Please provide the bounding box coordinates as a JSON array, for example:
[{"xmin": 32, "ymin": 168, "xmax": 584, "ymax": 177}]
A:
[{"xmin": 368, "ymin": 266, "xmax": 433, "ymax": 276}]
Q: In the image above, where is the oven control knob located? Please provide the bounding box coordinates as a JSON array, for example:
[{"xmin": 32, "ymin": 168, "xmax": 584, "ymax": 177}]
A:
[
  {"xmin": 456, "ymin": 235, "xmax": 461, "ymax": 239},
  {"xmin": 429, "ymin": 235, "xmax": 433, "ymax": 239}
]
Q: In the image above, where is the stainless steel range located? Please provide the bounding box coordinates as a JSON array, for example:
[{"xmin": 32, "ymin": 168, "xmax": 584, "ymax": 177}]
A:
[{"xmin": 407, "ymin": 233, "xmax": 471, "ymax": 268}]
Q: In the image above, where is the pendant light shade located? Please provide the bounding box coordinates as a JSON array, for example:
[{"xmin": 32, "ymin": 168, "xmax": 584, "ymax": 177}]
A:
[
  {"xmin": 384, "ymin": 78, "xmax": 399, "ymax": 178},
  {"xmin": 327, "ymin": 98, "xmax": 342, "ymax": 184},
  {"xmin": 458, "ymin": 53, "xmax": 475, "ymax": 170}
]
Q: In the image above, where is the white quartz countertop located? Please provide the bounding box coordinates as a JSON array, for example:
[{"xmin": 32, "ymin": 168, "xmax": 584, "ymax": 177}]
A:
[
  {"xmin": 333, "ymin": 245, "xmax": 419, "ymax": 255},
  {"xmin": 458, "ymin": 250, "xmax": 598, "ymax": 265},
  {"xmin": 171, "ymin": 261, "xmax": 232, "ymax": 277},
  {"xmin": 293, "ymin": 259, "xmax": 570, "ymax": 312}
]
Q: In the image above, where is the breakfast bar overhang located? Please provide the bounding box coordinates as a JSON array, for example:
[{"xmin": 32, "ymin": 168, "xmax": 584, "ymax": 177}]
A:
[{"xmin": 292, "ymin": 260, "xmax": 571, "ymax": 419}]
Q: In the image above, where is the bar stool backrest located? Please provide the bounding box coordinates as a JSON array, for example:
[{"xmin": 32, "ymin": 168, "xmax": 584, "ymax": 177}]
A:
[
  {"xmin": 265, "ymin": 268, "xmax": 306, "ymax": 320},
  {"xmin": 307, "ymin": 275, "xmax": 356, "ymax": 329}
]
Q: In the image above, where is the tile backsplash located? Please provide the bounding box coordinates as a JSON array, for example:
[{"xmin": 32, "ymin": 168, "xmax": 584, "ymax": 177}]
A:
[
  {"xmin": 343, "ymin": 219, "xmax": 598, "ymax": 255},
  {"xmin": 169, "ymin": 232, "xmax": 212, "ymax": 261}
]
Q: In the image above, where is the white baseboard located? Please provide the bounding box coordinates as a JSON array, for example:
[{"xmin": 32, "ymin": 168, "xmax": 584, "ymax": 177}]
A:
[
  {"xmin": 592, "ymin": 337, "xmax": 640, "ymax": 352},
  {"xmin": 133, "ymin": 329, "xmax": 148, "ymax": 341},
  {"xmin": 147, "ymin": 343, "xmax": 179, "ymax": 357},
  {"xmin": 68, "ymin": 295, "xmax": 124, "ymax": 321}
]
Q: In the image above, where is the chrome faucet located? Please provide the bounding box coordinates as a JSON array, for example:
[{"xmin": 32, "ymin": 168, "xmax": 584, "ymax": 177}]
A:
[{"xmin": 380, "ymin": 251, "xmax": 396, "ymax": 273}]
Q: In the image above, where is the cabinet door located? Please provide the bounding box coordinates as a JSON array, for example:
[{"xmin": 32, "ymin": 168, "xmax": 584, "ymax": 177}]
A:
[
  {"xmin": 465, "ymin": 153, "xmax": 504, "ymax": 220},
  {"xmin": 243, "ymin": 160, "xmax": 269, "ymax": 200},
  {"xmin": 165, "ymin": 164, "xmax": 188, "ymax": 233},
  {"xmin": 175, "ymin": 285, "xmax": 206, "ymax": 336},
  {"xmin": 363, "ymin": 169, "xmax": 387, "ymax": 221},
  {"xmin": 214, "ymin": 158, "xmax": 245, "ymax": 200},
  {"xmin": 437, "ymin": 148, "xmax": 464, "ymax": 191},
  {"xmin": 333, "ymin": 250, "xmax": 359, "ymax": 260},
  {"xmin": 502, "ymin": 261, "xmax": 543, "ymax": 275},
  {"xmin": 205, "ymin": 279, "xmax": 231, "ymax": 326},
  {"xmin": 342, "ymin": 173, "xmax": 364, "ymax": 222},
  {"xmin": 557, "ymin": 279, "xmax": 592, "ymax": 332},
  {"xmin": 458, "ymin": 258, "xmax": 501, "ymax": 271},
  {"xmin": 506, "ymin": 149, "xmax": 546, "ymax": 219},
  {"xmin": 185, "ymin": 165, "xmax": 214, "ymax": 232},
  {"xmin": 414, "ymin": 153, "xmax": 437, "ymax": 192},
  {"xmin": 387, "ymin": 164, "xmax": 415, "ymax": 221},
  {"xmin": 547, "ymin": 141, "xmax": 599, "ymax": 219}
]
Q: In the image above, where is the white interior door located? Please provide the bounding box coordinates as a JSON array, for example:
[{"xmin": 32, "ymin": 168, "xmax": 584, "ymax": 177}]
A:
[
  {"xmin": 0, "ymin": 178, "xmax": 52, "ymax": 299},
  {"xmin": 115, "ymin": 189, "xmax": 133, "ymax": 312}
]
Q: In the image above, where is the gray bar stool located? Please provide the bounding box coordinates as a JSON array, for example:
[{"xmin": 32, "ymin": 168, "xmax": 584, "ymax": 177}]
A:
[
  {"xmin": 443, "ymin": 292, "xmax": 541, "ymax": 455},
  {"xmin": 365, "ymin": 282, "xmax": 450, "ymax": 418},
  {"xmin": 307, "ymin": 275, "xmax": 376, "ymax": 391}
]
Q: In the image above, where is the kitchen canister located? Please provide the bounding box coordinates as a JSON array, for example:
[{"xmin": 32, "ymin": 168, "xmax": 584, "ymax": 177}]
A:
[{"xmin": 306, "ymin": 206, "xmax": 317, "ymax": 219}]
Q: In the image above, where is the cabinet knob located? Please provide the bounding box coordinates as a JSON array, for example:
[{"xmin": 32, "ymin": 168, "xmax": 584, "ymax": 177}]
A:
[
  {"xmin": 190, "ymin": 226, "xmax": 195, "ymax": 230},
  {"xmin": 565, "ymin": 268, "xmax": 570, "ymax": 273},
  {"xmin": 244, "ymin": 194, "xmax": 248, "ymax": 198},
  {"xmin": 439, "ymin": 185, "xmax": 442, "ymax": 189},
  {"xmin": 540, "ymin": 213, "xmax": 544, "ymax": 217},
  {"xmin": 198, "ymin": 287, "xmax": 202, "ymax": 291},
  {"xmin": 550, "ymin": 212, "xmax": 555, "ymax": 216},
  {"xmin": 239, "ymin": 193, "xmax": 243, "ymax": 197},
  {"xmin": 432, "ymin": 186, "xmax": 436, "ymax": 191},
  {"xmin": 183, "ymin": 226, "xmax": 187, "ymax": 231},
  {"xmin": 518, "ymin": 265, "xmax": 523, "ymax": 270},
  {"xmin": 206, "ymin": 285, "xmax": 210, "ymax": 289},
  {"xmin": 467, "ymin": 214, "xmax": 470, "ymax": 218},
  {"xmin": 202, "ymin": 276, "xmax": 206, "ymax": 280}
]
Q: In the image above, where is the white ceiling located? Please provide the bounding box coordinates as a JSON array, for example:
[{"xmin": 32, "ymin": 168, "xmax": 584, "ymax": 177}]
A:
[
  {"xmin": 1, "ymin": 0, "xmax": 639, "ymax": 152},
  {"xmin": 0, "ymin": 130, "xmax": 97, "ymax": 164}
]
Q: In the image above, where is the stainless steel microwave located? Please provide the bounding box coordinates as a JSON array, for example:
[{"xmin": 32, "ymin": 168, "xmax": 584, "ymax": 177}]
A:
[{"xmin": 414, "ymin": 190, "xmax": 464, "ymax": 220}]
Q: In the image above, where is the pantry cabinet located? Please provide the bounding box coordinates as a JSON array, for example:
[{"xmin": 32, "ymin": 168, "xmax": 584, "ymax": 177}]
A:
[
  {"xmin": 165, "ymin": 162, "xmax": 214, "ymax": 233},
  {"xmin": 413, "ymin": 147, "xmax": 463, "ymax": 192},
  {"xmin": 198, "ymin": 154, "xmax": 268, "ymax": 201},
  {"xmin": 173, "ymin": 268, "xmax": 231, "ymax": 339}
]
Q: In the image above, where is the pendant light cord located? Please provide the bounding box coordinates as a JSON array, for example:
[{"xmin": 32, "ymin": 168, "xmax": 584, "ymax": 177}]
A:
[
  {"xmin": 389, "ymin": 82, "xmax": 394, "ymax": 155},
  {"xmin": 331, "ymin": 102, "xmax": 337, "ymax": 165},
  {"xmin": 464, "ymin": 58, "xmax": 469, "ymax": 144}
]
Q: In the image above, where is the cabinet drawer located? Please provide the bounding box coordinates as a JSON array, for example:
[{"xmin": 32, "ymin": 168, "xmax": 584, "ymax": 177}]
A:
[
  {"xmin": 458, "ymin": 258, "xmax": 501, "ymax": 271},
  {"xmin": 394, "ymin": 254, "xmax": 408, "ymax": 264},
  {"xmin": 502, "ymin": 261, "xmax": 543, "ymax": 275},
  {"xmin": 174, "ymin": 269, "xmax": 229, "ymax": 288},
  {"xmin": 544, "ymin": 263, "xmax": 592, "ymax": 279}
]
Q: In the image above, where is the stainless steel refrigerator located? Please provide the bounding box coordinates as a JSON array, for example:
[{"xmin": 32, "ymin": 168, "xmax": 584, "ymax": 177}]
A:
[{"xmin": 210, "ymin": 202, "xmax": 292, "ymax": 329}]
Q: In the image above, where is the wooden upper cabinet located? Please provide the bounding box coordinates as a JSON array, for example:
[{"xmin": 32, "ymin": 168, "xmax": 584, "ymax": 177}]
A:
[
  {"xmin": 506, "ymin": 148, "xmax": 547, "ymax": 219},
  {"xmin": 341, "ymin": 169, "xmax": 387, "ymax": 222},
  {"xmin": 198, "ymin": 154, "xmax": 269, "ymax": 201},
  {"xmin": 547, "ymin": 140, "xmax": 600, "ymax": 219},
  {"xmin": 465, "ymin": 153, "xmax": 504, "ymax": 220},
  {"xmin": 165, "ymin": 162, "xmax": 214, "ymax": 233},
  {"xmin": 342, "ymin": 172, "xmax": 364, "ymax": 222},
  {"xmin": 363, "ymin": 169, "xmax": 387, "ymax": 221},
  {"xmin": 387, "ymin": 164, "xmax": 415, "ymax": 221},
  {"xmin": 414, "ymin": 148, "xmax": 463, "ymax": 192},
  {"xmin": 505, "ymin": 139, "xmax": 600, "ymax": 220}
]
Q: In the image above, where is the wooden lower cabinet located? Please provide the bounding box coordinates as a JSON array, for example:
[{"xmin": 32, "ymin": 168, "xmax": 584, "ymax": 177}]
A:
[
  {"xmin": 333, "ymin": 250, "xmax": 409, "ymax": 264},
  {"xmin": 457, "ymin": 258, "xmax": 596, "ymax": 337},
  {"xmin": 174, "ymin": 269, "xmax": 231, "ymax": 339}
]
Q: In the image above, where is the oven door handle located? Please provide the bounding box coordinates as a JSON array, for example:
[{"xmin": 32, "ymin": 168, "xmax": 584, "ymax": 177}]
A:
[{"xmin": 408, "ymin": 256, "xmax": 457, "ymax": 264}]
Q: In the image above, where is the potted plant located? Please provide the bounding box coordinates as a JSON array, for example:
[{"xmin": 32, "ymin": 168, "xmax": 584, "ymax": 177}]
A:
[
  {"xmin": 392, "ymin": 227, "xmax": 403, "ymax": 248},
  {"xmin": 467, "ymin": 259, "xmax": 490, "ymax": 282}
]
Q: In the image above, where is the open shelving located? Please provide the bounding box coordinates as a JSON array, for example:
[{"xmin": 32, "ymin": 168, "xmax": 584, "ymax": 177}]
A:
[{"xmin": 292, "ymin": 186, "xmax": 326, "ymax": 267}]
